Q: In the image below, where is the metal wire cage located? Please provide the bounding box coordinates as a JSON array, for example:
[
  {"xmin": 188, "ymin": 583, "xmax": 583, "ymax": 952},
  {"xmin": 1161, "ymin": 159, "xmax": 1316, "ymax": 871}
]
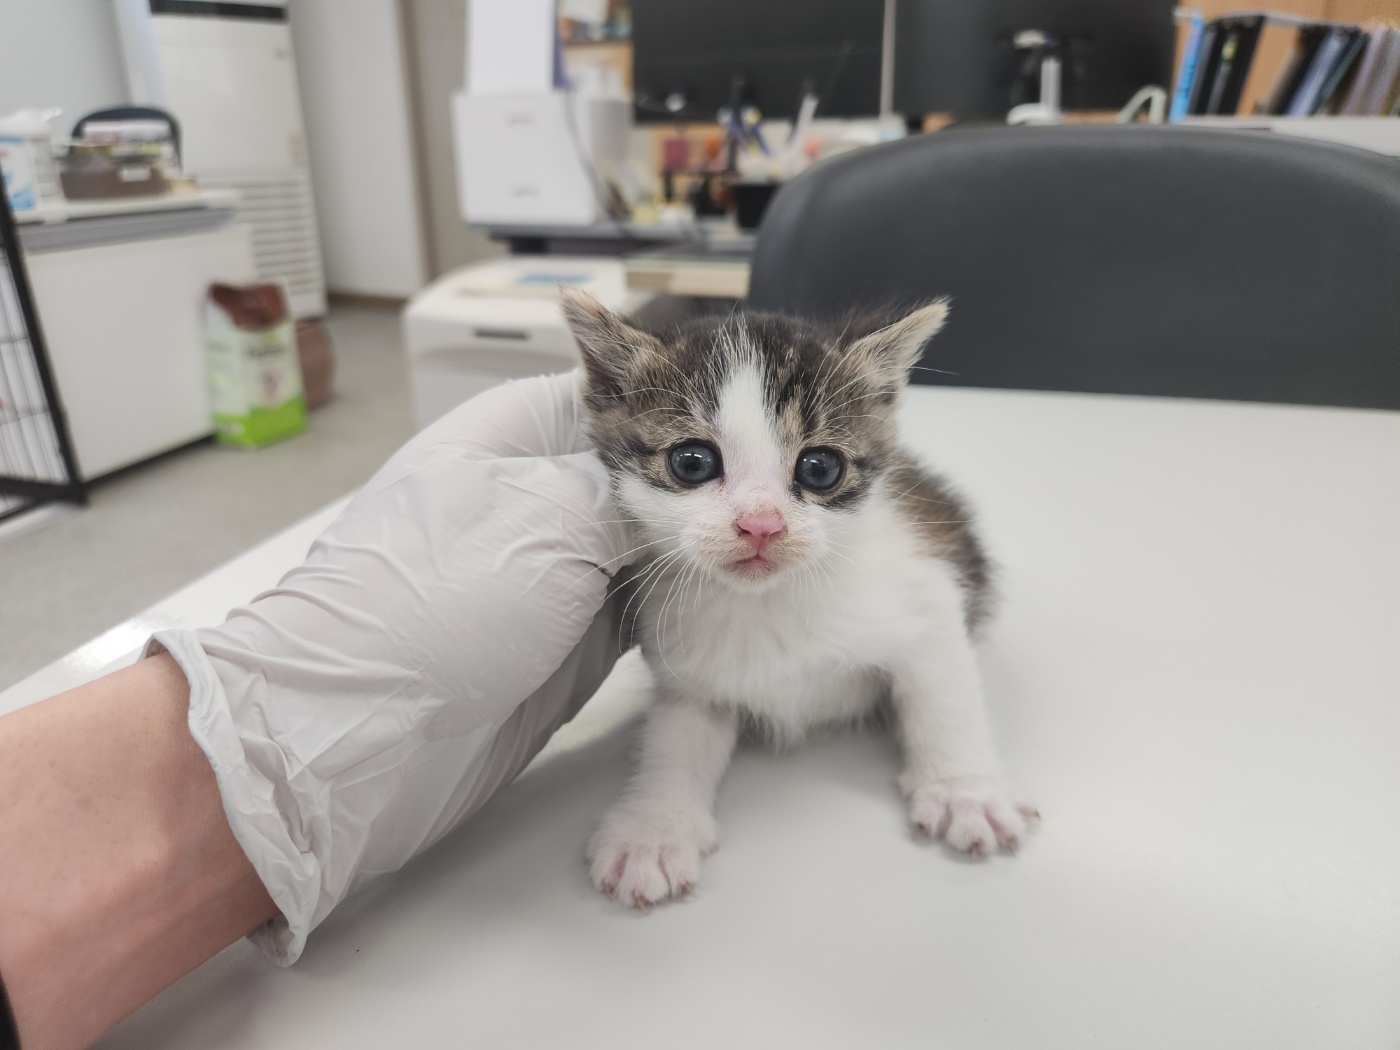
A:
[{"xmin": 0, "ymin": 186, "xmax": 85, "ymax": 522}]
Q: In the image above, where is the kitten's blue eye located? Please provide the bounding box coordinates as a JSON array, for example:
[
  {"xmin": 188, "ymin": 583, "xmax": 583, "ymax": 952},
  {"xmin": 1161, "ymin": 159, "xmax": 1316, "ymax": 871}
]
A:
[
  {"xmin": 795, "ymin": 448, "xmax": 843, "ymax": 492},
  {"xmin": 668, "ymin": 442, "xmax": 722, "ymax": 485}
]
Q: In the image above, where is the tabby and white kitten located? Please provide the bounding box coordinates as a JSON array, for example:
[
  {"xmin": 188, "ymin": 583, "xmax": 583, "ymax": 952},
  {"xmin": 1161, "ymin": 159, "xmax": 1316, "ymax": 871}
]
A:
[{"xmin": 561, "ymin": 288, "xmax": 1037, "ymax": 908}]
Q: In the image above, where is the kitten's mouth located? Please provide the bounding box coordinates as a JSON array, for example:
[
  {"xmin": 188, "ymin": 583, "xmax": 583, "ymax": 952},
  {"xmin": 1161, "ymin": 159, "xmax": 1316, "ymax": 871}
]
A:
[{"xmin": 726, "ymin": 553, "xmax": 781, "ymax": 580}]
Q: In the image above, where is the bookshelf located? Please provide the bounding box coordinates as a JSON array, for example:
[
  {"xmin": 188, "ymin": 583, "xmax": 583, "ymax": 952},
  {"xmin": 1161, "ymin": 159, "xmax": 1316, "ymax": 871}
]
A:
[
  {"xmin": 1173, "ymin": 4, "xmax": 1400, "ymax": 119},
  {"xmin": 1173, "ymin": 4, "xmax": 1393, "ymax": 96},
  {"xmin": 1189, "ymin": 0, "xmax": 1400, "ymax": 19}
]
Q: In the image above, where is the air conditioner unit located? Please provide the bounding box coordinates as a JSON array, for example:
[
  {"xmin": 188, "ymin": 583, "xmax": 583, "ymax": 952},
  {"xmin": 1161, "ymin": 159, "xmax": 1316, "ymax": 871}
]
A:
[{"xmin": 114, "ymin": 0, "xmax": 328, "ymax": 318}]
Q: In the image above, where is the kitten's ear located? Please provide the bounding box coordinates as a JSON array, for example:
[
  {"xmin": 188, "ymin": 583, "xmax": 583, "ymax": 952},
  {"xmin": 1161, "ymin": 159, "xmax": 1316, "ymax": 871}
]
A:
[
  {"xmin": 846, "ymin": 300, "xmax": 949, "ymax": 387},
  {"xmin": 560, "ymin": 286, "xmax": 661, "ymax": 397}
]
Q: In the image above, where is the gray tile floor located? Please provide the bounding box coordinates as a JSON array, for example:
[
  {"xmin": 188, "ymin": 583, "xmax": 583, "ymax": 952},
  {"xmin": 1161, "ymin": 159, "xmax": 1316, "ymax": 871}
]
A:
[{"xmin": 0, "ymin": 305, "xmax": 416, "ymax": 691}]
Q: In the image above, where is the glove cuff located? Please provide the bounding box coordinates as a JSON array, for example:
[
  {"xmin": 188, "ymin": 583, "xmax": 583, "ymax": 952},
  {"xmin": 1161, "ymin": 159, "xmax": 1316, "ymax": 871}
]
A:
[{"xmin": 144, "ymin": 630, "xmax": 314, "ymax": 966}]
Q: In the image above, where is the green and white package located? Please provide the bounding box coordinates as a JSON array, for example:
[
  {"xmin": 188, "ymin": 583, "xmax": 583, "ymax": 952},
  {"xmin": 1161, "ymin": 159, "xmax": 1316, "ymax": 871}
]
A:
[{"xmin": 205, "ymin": 282, "xmax": 307, "ymax": 448}]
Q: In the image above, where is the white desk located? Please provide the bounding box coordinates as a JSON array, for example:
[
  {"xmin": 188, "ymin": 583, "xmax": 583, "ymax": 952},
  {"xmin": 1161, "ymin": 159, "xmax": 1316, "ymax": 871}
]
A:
[{"xmin": 3, "ymin": 385, "xmax": 1397, "ymax": 1049}]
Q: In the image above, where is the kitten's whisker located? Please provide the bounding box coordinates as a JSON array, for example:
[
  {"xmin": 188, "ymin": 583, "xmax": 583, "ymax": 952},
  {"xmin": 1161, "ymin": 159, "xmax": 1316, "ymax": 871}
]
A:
[
  {"xmin": 812, "ymin": 368, "xmax": 881, "ymax": 418},
  {"xmin": 884, "ymin": 477, "xmax": 954, "ymax": 506},
  {"xmin": 816, "ymin": 316, "xmax": 865, "ymax": 400},
  {"xmin": 692, "ymin": 560, "xmax": 709, "ymax": 618},
  {"xmin": 617, "ymin": 547, "xmax": 687, "ymax": 643},
  {"xmin": 588, "ymin": 518, "xmax": 688, "ymax": 527},
  {"xmin": 656, "ymin": 571, "xmax": 680, "ymax": 668},
  {"xmin": 623, "ymin": 405, "xmax": 689, "ymax": 420},
  {"xmin": 621, "ymin": 543, "xmax": 694, "ymax": 642},
  {"xmin": 822, "ymin": 541, "xmax": 865, "ymax": 563},
  {"xmin": 622, "ymin": 545, "xmax": 683, "ymax": 597},
  {"xmin": 638, "ymin": 352, "xmax": 706, "ymax": 406},
  {"xmin": 667, "ymin": 559, "xmax": 703, "ymax": 661},
  {"xmin": 656, "ymin": 558, "xmax": 693, "ymax": 665},
  {"xmin": 812, "ymin": 380, "xmax": 868, "ymax": 420},
  {"xmin": 890, "ymin": 492, "xmax": 954, "ymax": 505},
  {"xmin": 666, "ymin": 562, "xmax": 692, "ymax": 658},
  {"xmin": 590, "ymin": 385, "xmax": 683, "ymax": 401},
  {"xmin": 562, "ymin": 535, "xmax": 680, "ymax": 593},
  {"xmin": 635, "ymin": 547, "xmax": 695, "ymax": 677},
  {"xmin": 793, "ymin": 562, "xmax": 815, "ymax": 631},
  {"xmin": 822, "ymin": 391, "xmax": 888, "ymax": 416}
]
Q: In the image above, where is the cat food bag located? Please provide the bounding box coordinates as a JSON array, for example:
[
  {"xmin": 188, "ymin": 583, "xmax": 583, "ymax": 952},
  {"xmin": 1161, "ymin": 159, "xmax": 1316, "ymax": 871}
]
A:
[{"xmin": 204, "ymin": 282, "xmax": 307, "ymax": 448}]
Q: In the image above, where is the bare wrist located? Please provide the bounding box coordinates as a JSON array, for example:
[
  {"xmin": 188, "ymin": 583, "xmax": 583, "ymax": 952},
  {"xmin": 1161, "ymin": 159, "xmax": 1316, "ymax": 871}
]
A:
[{"xmin": 0, "ymin": 654, "xmax": 276, "ymax": 1050}]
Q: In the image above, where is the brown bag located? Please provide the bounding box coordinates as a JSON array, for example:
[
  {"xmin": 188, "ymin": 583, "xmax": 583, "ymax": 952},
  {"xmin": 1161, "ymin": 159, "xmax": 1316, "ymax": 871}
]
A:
[{"xmin": 295, "ymin": 320, "xmax": 335, "ymax": 409}]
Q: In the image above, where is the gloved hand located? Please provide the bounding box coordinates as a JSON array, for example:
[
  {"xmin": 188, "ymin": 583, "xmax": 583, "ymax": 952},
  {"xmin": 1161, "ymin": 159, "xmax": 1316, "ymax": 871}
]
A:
[{"xmin": 146, "ymin": 372, "xmax": 633, "ymax": 965}]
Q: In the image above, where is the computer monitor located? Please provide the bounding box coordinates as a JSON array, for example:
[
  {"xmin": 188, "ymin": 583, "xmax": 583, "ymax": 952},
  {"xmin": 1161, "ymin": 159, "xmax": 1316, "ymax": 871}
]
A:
[
  {"xmin": 894, "ymin": 0, "xmax": 1178, "ymax": 121},
  {"xmin": 630, "ymin": 0, "xmax": 886, "ymax": 123}
]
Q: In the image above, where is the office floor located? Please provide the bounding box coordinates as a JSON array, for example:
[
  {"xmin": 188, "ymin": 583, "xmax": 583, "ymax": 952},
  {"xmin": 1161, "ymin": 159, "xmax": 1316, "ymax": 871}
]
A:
[{"xmin": 0, "ymin": 304, "xmax": 416, "ymax": 692}]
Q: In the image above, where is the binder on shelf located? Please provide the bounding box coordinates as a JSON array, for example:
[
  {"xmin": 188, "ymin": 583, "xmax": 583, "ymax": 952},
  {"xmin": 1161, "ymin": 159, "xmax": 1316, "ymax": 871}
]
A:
[
  {"xmin": 1202, "ymin": 28, "xmax": 1239, "ymax": 114},
  {"xmin": 1187, "ymin": 22, "xmax": 1222, "ymax": 115},
  {"xmin": 1269, "ymin": 24, "xmax": 1331, "ymax": 114},
  {"xmin": 1285, "ymin": 27, "xmax": 1354, "ymax": 115},
  {"xmin": 1313, "ymin": 30, "xmax": 1369, "ymax": 114},
  {"xmin": 1210, "ymin": 17, "xmax": 1265, "ymax": 114},
  {"xmin": 1238, "ymin": 19, "xmax": 1306, "ymax": 114},
  {"xmin": 1341, "ymin": 26, "xmax": 1393, "ymax": 115},
  {"xmin": 1169, "ymin": 11, "xmax": 1207, "ymax": 122},
  {"xmin": 1257, "ymin": 29, "xmax": 1309, "ymax": 113},
  {"xmin": 1360, "ymin": 28, "xmax": 1400, "ymax": 115}
]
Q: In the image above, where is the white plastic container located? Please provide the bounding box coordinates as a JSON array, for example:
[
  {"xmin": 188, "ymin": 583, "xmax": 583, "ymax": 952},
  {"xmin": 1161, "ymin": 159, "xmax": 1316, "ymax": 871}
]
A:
[{"xmin": 0, "ymin": 110, "xmax": 63, "ymax": 213}]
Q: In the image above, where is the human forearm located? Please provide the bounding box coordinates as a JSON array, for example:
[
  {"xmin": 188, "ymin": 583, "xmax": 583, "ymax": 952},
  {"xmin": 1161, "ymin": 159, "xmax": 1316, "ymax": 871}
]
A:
[{"xmin": 0, "ymin": 653, "xmax": 276, "ymax": 1050}]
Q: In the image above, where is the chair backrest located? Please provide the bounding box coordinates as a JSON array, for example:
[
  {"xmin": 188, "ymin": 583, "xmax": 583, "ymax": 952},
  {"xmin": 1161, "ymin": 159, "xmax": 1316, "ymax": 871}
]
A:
[
  {"xmin": 747, "ymin": 125, "xmax": 1400, "ymax": 410},
  {"xmin": 71, "ymin": 106, "xmax": 182, "ymax": 167}
]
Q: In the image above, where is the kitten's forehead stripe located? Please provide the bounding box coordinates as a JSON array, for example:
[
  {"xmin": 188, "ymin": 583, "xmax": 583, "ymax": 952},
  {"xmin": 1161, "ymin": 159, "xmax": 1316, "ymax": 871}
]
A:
[{"xmin": 715, "ymin": 360, "xmax": 786, "ymax": 487}]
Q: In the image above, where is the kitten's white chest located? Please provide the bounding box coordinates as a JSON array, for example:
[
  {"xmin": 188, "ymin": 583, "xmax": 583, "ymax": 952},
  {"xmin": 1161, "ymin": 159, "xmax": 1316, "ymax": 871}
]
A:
[
  {"xmin": 637, "ymin": 518, "xmax": 939, "ymax": 737},
  {"xmin": 648, "ymin": 586, "xmax": 879, "ymax": 728}
]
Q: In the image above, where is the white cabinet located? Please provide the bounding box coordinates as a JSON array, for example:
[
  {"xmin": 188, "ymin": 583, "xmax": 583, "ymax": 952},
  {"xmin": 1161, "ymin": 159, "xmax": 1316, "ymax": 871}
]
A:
[{"xmin": 23, "ymin": 210, "xmax": 255, "ymax": 479}]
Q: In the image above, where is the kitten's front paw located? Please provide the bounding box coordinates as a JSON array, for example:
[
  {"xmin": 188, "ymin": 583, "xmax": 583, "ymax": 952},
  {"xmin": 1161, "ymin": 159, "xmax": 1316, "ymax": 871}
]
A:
[
  {"xmin": 587, "ymin": 806, "xmax": 719, "ymax": 908},
  {"xmin": 902, "ymin": 774, "xmax": 1039, "ymax": 856}
]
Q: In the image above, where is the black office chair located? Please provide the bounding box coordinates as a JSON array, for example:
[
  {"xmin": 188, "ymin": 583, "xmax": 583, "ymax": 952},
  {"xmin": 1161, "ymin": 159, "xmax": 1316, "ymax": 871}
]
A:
[
  {"xmin": 747, "ymin": 125, "xmax": 1400, "ymax": 410},
  {"xmin": 71, "ymin": 106, "xmax": 182, "ymax": 169}
]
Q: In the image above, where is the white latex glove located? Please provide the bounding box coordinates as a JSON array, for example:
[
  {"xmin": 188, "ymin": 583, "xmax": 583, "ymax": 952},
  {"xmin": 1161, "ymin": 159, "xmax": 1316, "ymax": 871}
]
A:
[{"xmin": 146, "ymin": 372, "xmax": 632, "ymax": 965}]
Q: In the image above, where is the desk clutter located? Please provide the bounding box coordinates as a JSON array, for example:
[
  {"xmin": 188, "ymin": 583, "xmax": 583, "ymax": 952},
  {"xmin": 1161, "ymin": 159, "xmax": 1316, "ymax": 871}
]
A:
[
  {"xmin": 0, "ymin": 106, "xmax": 198, "ymax": 217},
  {"xmin": 1175, "ymin": 10, "xmax": 1400, "ymax": 118},
  {"xmin": 1, "ymin": 0, "xmax": 331, "ymax": 322}
]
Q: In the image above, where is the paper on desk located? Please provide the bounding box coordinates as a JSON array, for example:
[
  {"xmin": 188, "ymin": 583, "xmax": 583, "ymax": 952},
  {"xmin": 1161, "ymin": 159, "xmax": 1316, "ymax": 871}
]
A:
[{"xmin": 468, "ymin": 0, "xmax": 559, "ymax": 96}]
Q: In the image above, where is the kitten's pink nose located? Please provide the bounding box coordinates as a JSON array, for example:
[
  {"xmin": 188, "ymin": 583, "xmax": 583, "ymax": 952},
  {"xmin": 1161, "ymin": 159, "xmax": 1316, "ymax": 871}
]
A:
[{"xmin": 735, "ymin": 511, "xmax": 786, "ymax": 554}]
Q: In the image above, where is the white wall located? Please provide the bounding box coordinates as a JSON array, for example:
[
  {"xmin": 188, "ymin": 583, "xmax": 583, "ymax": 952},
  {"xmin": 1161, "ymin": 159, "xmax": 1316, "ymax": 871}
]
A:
[
  {"xmin": 289, "ymin": 0, "xmax": 429, "ymax": 299},
  {"xmin": 0, "ymin": 0, "xmax": 129, "ymax": 126},
  {"xmin": 403, "ymin": 0, "xmax": 504, "ymax": 277}
]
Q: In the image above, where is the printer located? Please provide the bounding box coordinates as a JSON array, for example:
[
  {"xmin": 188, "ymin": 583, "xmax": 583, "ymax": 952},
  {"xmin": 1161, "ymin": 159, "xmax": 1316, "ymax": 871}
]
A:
[{"xmin": 401, "ymin": 256, "xmax": 652, "ymax": 429}]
